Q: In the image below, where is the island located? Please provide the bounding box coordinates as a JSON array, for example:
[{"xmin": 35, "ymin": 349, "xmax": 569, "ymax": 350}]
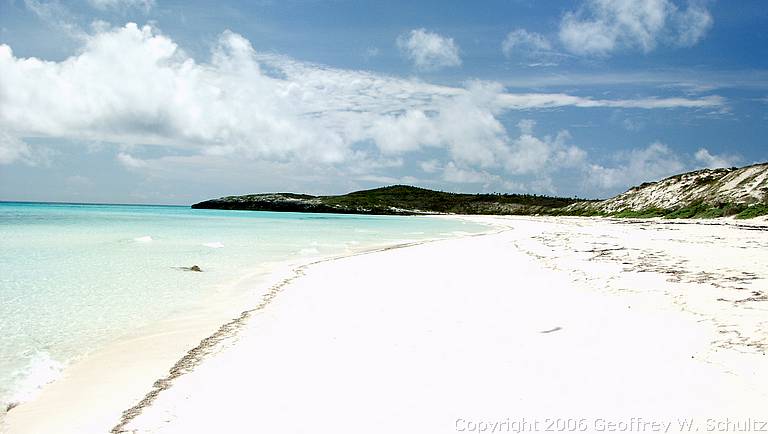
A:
[{"xmin": 193, "ymin": 162, "xmax": 768, "ymax": 219}]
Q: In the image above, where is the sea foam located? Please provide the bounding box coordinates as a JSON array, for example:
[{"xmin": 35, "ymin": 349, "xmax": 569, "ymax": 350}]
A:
[{"xmin": 4, "ymin": 351, "xmax": 65, "ymax": 411}]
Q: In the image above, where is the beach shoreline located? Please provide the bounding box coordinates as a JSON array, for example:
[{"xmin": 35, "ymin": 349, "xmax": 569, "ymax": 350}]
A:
[
  {"xmin": 3, "ymin": 215, "xmax": 767, "ymax": 434},
  {"xmin": 0, "ymin": 222, "xmax": 498, "ymax": 434}
]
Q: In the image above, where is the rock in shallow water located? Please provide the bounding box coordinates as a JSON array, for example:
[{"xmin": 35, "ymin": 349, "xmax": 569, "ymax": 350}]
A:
[{"xmin": 174, "ymin": 265, "xmax": 203, "ymax": 272}]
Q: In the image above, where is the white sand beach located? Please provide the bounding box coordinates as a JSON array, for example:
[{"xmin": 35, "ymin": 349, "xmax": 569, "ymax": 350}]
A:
[{"xmin": 3, "ymin": 216, "xmax": 768, "ymax": 434}]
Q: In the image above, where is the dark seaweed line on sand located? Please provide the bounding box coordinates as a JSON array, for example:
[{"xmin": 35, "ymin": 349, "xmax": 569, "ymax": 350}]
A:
[{"xmin": 111, "ymin": 228, "xmax": 503, "ymax": 433}]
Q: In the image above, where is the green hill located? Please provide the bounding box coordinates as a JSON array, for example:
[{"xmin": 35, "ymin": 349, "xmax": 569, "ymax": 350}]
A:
[
  {"xmin": 192, "ymin": 162, "xmax": 768, "ymax": 219},
  {"xmin": 191, "ymin": 185, "xmax": 585, "ymax": 215}
]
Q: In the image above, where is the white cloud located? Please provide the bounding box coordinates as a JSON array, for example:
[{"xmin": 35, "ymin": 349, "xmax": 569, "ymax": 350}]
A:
[
  {"xmin": 694, "ymin": 148, "xmax": 740, "ymax": 169},
  {"xmin": 0, "ymin": 23, "xmax": 729, "ymax": 195},
  {"xmin": 0, "ymin": 130, "xmax": 54, "ymax": 166},
  {"xmin": 443, "ymin": 162, "xmax": 493, "ymax": 184},
  {"xmin": 559, "ymin": 0, "xmax": 713, "ymax": 56},
  {"xmin": 498, "ymin": 69, "xmax": 768, "ymax": 92},
  {"xmin": 495, "ymin": 93, "xmax": 723, "ymax": 110},
  {"xmin": 587, "ymin": 142, "xmax": 686, "ymax": 190},
  {"xmin": 369, "ymin": 110, "xmax": 440, "ymax": 154},
  {"xmin": 517, "ymin": 119, "xmax": 536, "ymax": 135},
  {"xmin": 419, "ymin": 159, "xmax": 440, "ymax": 174},
  {"xmin": 505, "ymin": 127, "xmax": 586, "ymax": 175},
  {"xmin": 354, "ymin": 174, "xmax": 420, "ymax": 185},
  {"xmin": 584, "ymin": 144, "xmax": 747, "ymax": 195},
  {"xmin": 88, "ymin": 0, "xmax": 155, "ymax": 12},
  {"xmin": 397, "ymin": 28, "xmax": 461, "ymax": 71},
  {"xmin": 505, "ymin": 133, "xmax": 552, "ymax": 175},
  {"xmin": 441, "ymin": 162, "xmax": 526, "ymax": 192},
  {"xmin": 24, "ymin": 0, "xmax": 86, "ymax": 40},
  {"xmin": 672, "ymin": 2, "xmax": 713, "ymax": 47},
  {"xmin": 0, "ymin": 130, "xmax": 33, "ymax": 165},
  {"xmin": 502, "ymin": 29, "xmax": 555, "ymax": 63},
  {"xmin": 117, "ymin": 152, "xmax": 148, "ymax": 169}
]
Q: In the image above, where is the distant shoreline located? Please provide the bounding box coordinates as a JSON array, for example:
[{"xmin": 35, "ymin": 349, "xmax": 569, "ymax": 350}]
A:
[{"xmin": 192, "ymin": 162, "xmax": 768, "ymax": 219}]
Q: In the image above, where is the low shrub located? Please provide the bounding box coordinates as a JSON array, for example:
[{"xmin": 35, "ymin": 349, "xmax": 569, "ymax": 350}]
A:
[{"xmin": 735, "ymin": 204, "xmax": 768, "ymax": 219}]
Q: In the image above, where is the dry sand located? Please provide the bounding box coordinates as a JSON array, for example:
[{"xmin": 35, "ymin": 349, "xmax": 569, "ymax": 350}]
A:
[{"xmin": 3, "ymin": 216, "xmax": 767, "ymax": 434}]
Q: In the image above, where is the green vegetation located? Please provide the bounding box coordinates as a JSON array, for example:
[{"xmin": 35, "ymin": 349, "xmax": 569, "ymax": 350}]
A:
[
  {"xmin": 321, "ymin": 185, "xmax": 584, "ymax": 214},
  {"xmin": 722, "ymin": 203, "xmax": 749, "ymax": 216},
  {"xmin": 545, "ymin": 201, "xmax": 767, "ymax": 220},
  {"xmin": 664, "ymin": 202, "xmax": 722, "ymax": 219},
  {"xmin": 591, "ymin": 202, "xmax": 766, "ymax": 220},
  {"xmin": 193, "ymin": 185, "xmax": 590, "ymax": 216},
  {"xmin": 735, "ymin": 204, "xmax": 768, "ymax": 219},
  {"xmin": 193, "ymin": 183, "xmax": 768, "ymax": 220}
]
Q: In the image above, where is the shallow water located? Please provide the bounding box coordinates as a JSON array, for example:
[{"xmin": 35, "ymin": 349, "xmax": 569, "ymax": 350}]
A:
[{"xmin": 0, "ymin": 202, "xmax": 487, "ymax": 409}]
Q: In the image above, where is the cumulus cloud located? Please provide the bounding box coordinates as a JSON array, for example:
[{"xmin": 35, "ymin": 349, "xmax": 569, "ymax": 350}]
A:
[
  {"xmin": 694, "ymin": 148, "xmax": 740, "ymax": 168},
  {"xmin": 439, "ymin": 162, "xmax": 526, "ymax": 192},
  {"xmin": 505, "ymin": 123, "xmax": 586, "ymax": 175},
  {"xmin": 0, "ymin": 23, "xmax": 723, "ymax": 164},
  {"xmin": 397, "ymin": 28, "xmax": 461, "ymax": 70},
  {"xmin": 1, "ymin": 25, "xmax": 355, "ymax": 164},
  {"xmin": 0, "ymin": 23, "xmax": 730, "ymax": 196},
  {"xmin": 368, "ymin": 110, "xmax": 441, "ymax": 154},
  {"xmin": 559, "ymin": 0, "xmax": 713, "ymax": 56},
  {"xmin": 585, "ymin": 143, "xmax": 748, "ymax": 195},
  {"xmin": 420, "ymin": 119, "xmax": 587, "ymax": 193},
  {"xmin": 587, "ymin": 142, "xmax": 686, "ymax": 190}
]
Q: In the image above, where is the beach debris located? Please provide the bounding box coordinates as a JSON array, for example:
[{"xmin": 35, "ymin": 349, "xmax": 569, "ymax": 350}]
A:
[
  {"xmin": 540, "ymin": 326, "xmax": 562, "ymax": 334},
  {"xmin": 6, "ymin": 401, "xmax": 19, "ymax": 412},
  {"xmin": 175, "ymin": 265, "xmax": 203, "ymax": 272}
]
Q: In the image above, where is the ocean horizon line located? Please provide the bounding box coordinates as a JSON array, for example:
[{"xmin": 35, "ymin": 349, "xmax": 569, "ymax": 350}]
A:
[{"xmin": 0, "ymin": 200, "xmax": 190, "ymax": 208}]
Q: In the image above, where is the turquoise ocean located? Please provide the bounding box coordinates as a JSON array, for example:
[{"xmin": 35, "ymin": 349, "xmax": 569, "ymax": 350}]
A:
[{"xmin": 0, "ymin": 202, "xmax": 488, "ymax": 411}]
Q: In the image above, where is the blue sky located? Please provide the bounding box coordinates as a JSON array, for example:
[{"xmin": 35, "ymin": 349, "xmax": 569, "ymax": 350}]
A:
[{"xmin": 0, "ymin": 0, "xmax": 766, "ymax": 204}]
